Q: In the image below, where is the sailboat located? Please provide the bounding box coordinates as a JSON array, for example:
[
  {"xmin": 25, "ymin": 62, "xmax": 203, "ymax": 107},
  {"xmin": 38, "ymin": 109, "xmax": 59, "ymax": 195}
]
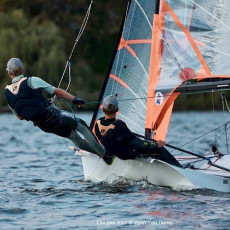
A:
[{"xmin": 75, "ymin": 0, "xmax": 230, "ymax": 192}]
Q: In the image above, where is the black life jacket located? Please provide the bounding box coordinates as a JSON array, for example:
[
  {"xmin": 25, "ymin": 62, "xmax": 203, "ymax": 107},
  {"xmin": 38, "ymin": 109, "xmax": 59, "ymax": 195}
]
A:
[
  {"xmin": 95, "ymin": 119, "xmax": 130, "ymax": 156},
  {"xmin": 4, "ymin": 77, "xmax": 50, "ymax": 121}
]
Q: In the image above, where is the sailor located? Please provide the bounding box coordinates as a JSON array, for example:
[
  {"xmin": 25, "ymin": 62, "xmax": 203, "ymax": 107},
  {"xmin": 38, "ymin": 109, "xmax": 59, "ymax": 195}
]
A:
[
  {"xmin": 4, "ymin": 57, "xmax": 105, "ymax": 157},
  {"xmin": 94, "ymin": 95, "xmax": 182, "ymax": 167}
]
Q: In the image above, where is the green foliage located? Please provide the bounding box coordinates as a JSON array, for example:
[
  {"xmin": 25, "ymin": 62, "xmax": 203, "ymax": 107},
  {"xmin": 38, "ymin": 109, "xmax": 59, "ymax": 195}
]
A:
[
  {"xmin": 0, "ymin": 1, "xmax": 126, "ymax": 110},
  {"xmin": 0, "ymin": 10, "xmax": 66, "ymax": 106},
  {"xmin": 0, "ymin": 1, "xmax": 224, "ymax": 111},
  {"xmin": 174, "ymin": 91, "xmax": 230, "ymax": 111}
]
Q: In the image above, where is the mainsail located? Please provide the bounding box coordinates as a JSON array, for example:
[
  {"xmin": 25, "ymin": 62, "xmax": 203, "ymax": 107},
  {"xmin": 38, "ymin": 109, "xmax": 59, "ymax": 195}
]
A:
[
  {"xmin": 91, "ymin": 0, "xmax": 230, "ymax": 141},
  {"xmin": 91, "ymin": 0, "xmax": 157, "ymax": 135}
]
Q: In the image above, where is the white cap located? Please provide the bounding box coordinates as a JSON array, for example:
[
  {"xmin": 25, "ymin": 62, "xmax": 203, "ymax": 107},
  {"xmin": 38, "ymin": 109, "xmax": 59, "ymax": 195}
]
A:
[
  {"xmin": 6, "ymin": 58, "xmax": 24, "ymax": 72},
  {"xmin": 103, "ymin": 95, "xmax": 118, "ymax": 111}
]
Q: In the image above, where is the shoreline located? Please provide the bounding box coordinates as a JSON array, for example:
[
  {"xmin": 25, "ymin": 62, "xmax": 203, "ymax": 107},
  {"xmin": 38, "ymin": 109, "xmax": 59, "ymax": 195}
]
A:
[
  {"xmin": 0, "ymin": 106, "xmax": 10, "ymax": 113},
  {"xmin": 0, "ymin": 106, "xmax": 95, "ymax": 114}
]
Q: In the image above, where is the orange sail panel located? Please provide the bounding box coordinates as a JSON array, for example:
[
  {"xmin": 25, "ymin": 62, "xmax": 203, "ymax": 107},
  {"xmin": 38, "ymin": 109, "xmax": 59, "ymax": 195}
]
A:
[
  {"xmin": 146, "ymin": 0, "xmax": 230, "ymax": 141},
  {"xmin": 109, "ymin": 74, "xmax": 129, "ymax": 88},
  {"xmin": 146, "ymin": 12, "xmax": 172, "ymax": 141},
  {"xmin": 118, "ymin": 37, "xmax": 152, "ymax": 57}
]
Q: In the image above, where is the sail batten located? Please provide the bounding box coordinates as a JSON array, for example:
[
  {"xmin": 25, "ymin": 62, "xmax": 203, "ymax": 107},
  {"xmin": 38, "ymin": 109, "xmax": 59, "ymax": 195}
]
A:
[{"xmin": 135, "ymin": 0, "xmax": 153, "ymax": 29}]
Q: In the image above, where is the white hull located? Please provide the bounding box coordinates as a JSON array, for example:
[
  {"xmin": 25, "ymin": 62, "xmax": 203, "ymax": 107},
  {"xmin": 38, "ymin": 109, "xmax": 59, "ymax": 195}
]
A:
[{"xmin": 77, "ymin": 151, "xmax": 230, "ymax": 193}]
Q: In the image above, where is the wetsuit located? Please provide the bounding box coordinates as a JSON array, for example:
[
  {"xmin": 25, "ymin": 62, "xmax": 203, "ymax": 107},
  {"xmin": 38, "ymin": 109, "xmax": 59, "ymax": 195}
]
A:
[
  {"xmin": 95, "ymin": 117, "xmax": 182, "ymax": 167},
  {"xmin": 4, "ymin": 75, "xmax": 104, "ymax": 156}
]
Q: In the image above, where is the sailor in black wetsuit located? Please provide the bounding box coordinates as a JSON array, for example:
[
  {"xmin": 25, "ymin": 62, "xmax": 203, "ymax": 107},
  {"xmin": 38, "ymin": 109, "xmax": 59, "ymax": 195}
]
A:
[
  {"xmin": 4, "ymin": 58, "xmax": 105, "ymax": 157},
  {"xmin": 95, "ymin": 95, "xmax": 182, "ymax": 167}
]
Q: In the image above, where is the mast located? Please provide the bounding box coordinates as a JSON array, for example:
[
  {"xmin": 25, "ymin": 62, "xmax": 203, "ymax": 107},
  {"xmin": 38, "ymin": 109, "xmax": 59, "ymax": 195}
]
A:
[
  {"xmin": 154, "ymin": 0, "xmax": 160, "ymax": 14},
  {"xmin": 90, "ymin": 0, "xmax": 131, "ymax": 129},
  {"xmin": 145, "ymin": 0, "xmax": 162, "ymax": 138}
]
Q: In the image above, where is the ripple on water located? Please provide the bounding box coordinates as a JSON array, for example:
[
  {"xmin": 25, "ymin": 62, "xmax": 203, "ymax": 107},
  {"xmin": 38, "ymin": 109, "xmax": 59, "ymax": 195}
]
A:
[
  {"xmin": 1, "ymin": 113, "xmax": 230, "ymax": 230},
  {"xmin": 0, "ymin": 208, "xmax": 28, "ymax": 215}
]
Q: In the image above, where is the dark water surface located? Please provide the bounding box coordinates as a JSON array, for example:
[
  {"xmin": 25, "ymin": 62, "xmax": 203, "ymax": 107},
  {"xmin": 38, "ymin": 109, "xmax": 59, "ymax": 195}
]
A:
[{"xmin": 0, "ymin": 112, "xmax": 230, "ymax": 230}]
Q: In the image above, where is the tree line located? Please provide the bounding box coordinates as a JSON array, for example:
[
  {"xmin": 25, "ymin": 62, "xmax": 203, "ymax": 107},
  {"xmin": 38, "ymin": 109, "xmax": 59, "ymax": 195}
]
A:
[
  {"xmin": 0, "ymin": 0, "xmax": 226, "ymax": 111},
  {"xmin": 0, "ymin": 0, "xmax": 126, "ymax": 110}
]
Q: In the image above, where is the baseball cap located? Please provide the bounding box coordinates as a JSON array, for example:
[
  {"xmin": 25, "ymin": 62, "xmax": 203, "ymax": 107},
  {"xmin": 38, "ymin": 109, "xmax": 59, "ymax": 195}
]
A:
[
  {"xmin": 6, "ymin": 58, "xmax": 24, "ymax": 72},
  {"xmin": 103, "ymin": 95, "xmax": 118, "ymax": 111}
]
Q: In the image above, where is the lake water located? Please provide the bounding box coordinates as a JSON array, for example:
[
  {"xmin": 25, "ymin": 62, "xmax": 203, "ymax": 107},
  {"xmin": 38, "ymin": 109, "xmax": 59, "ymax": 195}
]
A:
[{"xmin": 0, "ymin": 112, "xmax": 230, "ymax": 229}]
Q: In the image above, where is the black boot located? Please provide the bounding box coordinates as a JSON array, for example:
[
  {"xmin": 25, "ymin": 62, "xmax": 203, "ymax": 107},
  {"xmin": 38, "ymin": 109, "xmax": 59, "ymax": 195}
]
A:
[
  {"xmin": 158, "ymin": 147, "xmax": 183, "ymax": 168},
  {"xmin": 103, "ymin": 153, "xmax": 115, "ymax": 165}
]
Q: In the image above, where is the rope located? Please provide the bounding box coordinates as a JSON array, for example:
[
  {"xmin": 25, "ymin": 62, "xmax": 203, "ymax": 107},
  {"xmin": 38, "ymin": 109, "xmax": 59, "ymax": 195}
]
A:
[
  {"xmin": 56, "ymin": 98, "xmax": 78, "ymax": 121},
  {"xmin": 57, "ymin": 0, "xmax": 94, "ymax": 90}
]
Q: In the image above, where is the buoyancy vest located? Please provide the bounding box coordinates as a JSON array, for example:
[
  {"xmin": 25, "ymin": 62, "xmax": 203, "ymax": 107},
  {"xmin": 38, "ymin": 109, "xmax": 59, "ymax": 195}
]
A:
[
  {"xmin": 95, "ymin": 119, "xmax": 130, "ymax": 156},
  {"xmin": 4, "ymin": 77, "xmax": 50, "ymax": 121}
]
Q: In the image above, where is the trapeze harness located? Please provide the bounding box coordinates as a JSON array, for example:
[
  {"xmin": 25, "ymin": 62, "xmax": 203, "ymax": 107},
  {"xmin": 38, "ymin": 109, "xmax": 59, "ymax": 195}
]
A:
[
  {"xmin": 95, "ymin": 118, "xmax": 160, "ymax": 160},
  {"xmin": 4, "ymin": 77, "xmax": 77, "ymax": 138},
  {"xmin": 95, "ymin": 119, "xmax": 130, "ymax": 158},
  {"xmin": 95, "ymin": 117, "xmax": 183, "ymax": 167}
]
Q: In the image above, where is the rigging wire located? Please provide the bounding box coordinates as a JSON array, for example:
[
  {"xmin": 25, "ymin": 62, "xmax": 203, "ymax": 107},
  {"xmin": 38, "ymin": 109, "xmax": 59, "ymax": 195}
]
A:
[
  {"xmin": 221, "ymin": 92, "xmax": 229, "ymax": 154},
  {"xmin": 175, "ymin": 121, "xmax": 230, "ymax": 149},
  {"xmin": 57, "ymin": 0, "xmax": 94, "ymax": 91},
  {"xmin": 171, "ymin": 92, "xmax": 230, "ymax": 155},
  {"xmin": 222, "ymin": 92, "xmax": 230, "ymax": 112},
  {"xmin": 84, "ymin": 88, "xmax": 230, "ymax": 105},
  {"xmin": 221, "ymin": 93, "xmax": 230, "ymax": 154},
  {"xmin": 211, "ymin": 90, "xmax": 218, "ymax": 148},
  {"xmin": 214, "ymin": 123, "xmax": 230, "ymax": 143}
]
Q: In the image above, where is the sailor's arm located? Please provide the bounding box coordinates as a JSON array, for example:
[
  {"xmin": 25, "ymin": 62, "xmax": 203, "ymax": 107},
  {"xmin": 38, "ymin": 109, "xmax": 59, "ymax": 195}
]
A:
[
  {"xmin": 119, "ymin": 122, "xmax": 165, "ymax": 149},
  {"xmin": 53, "ymin": 88, "xmax": 74, "ymax": 101},
  {"xmin": 115, "ymin": 123, "xmax": 165, "ymax": 148},
  {"xmin": 53, "ymin": 88, "xmax": 85, "ymax": 107},
  {"xmin": 28, "ymin": 77, "xmax": 85, "ymax": 106}
]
